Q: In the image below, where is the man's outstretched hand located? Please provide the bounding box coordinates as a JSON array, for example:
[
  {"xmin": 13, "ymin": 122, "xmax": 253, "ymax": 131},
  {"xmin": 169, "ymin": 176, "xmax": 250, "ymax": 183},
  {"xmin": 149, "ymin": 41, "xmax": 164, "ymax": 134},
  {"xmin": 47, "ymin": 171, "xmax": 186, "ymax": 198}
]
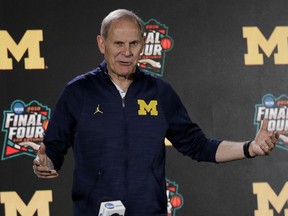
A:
[
  {"xmin": 33, "ymin": 143, "xmax": 58, "ymax": 178},
  {"xmin": 250, "ymin": 118, "xmax": 279, "ymax": 157}
]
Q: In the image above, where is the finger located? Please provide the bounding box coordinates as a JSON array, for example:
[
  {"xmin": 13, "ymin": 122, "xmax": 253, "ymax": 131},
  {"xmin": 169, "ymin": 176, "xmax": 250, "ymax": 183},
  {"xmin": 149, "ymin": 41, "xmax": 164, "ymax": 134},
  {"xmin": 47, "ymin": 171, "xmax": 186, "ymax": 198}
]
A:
[
  {"xmin": 33, "ymin": 164, "xmax": 57, "ymax": 173},
  {"xmin": 38, "ymin": 170, "xmax": 58, "ymax": 176},
  {"xmin": 38, "ymin": 142, "xmax": 46, "ymax": 155},
  {"xmin": 34, "ymin": 164, "xmax": 51, "ymax": 172},
  {"xmin": 265, "ymin": 138, "xmax": 274, "ymax": 150},
  {"xmin": 33, "ymin": 157, "xmax": 41, "ymax": 166},
  {"xmin": 260, "ymin": 118, "xmax": 268, "ymax": 131},
  {"xmin": 37, "ymin": 143, "xmax": 48, "ymax": 166},
  {"xmin": 270, "ymin": 133, "xmax": 278, "ymax": 145},
  {"xmin": 33, "ymin": 165, "xmax": 58, "ymax": 178},
  {"xmin": 259, "ymin": 143, "xmax": 271, "ymax": 154},
  {"xmin": 259, "ymin": 137, "xmax": 275, "ymax": 154},
  {"xmin": 274, "ymin": 131, "xmax": 280, "ymax": 139},
  {"xmin": 36, "ymin": 172, "xmax": 58, "ymax": 179}
]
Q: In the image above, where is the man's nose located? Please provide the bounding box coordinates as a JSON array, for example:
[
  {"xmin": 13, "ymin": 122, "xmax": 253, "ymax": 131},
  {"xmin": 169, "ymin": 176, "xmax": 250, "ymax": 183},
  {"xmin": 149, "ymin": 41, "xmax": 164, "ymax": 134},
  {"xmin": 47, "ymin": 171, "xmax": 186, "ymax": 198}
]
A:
[{"xmin": 123, "ymin": 44, "xmax": 132, "ymax": 56}]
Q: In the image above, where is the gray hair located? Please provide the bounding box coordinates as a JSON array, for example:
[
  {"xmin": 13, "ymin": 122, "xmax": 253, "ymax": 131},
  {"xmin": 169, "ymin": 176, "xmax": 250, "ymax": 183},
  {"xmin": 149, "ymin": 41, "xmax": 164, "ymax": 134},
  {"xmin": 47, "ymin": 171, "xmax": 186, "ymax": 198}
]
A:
[{"xmin": 100, "ymin": 9, "xmax": 145, "ymax": 39}]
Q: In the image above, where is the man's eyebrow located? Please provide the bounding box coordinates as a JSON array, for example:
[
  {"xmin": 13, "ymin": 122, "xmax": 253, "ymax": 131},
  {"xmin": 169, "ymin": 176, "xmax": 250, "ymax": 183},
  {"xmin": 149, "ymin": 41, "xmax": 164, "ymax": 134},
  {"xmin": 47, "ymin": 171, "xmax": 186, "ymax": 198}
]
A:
[{"xmin": 130, "ymin": 40, "xmax": 140, "ymax": 43}]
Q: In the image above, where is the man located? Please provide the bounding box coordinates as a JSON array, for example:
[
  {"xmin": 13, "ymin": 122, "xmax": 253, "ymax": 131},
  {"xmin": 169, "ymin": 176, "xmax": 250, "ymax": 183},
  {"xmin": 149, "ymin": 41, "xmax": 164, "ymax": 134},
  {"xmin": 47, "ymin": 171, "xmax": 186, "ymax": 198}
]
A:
[{"xmin": 33, "ymin": 9, "xmax": 279, "ymax": 216}]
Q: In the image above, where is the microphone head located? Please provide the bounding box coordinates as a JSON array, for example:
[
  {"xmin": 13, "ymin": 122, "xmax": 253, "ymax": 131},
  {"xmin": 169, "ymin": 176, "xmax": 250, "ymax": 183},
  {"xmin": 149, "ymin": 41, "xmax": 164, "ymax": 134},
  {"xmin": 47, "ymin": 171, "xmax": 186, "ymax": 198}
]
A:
[
  {"xmin": 98, "ymin": 200, "xmax": 125, "ymax": 216},
  {"xmin": 98, "ymin": 197, "xmax": 113, "ymax": 209}
]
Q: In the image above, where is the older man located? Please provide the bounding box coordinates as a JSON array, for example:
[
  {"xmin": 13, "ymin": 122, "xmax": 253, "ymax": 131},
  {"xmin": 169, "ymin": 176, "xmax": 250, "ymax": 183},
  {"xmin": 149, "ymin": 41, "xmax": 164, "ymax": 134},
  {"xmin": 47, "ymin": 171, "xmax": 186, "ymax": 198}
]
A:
[{"xmin": 33, "ymin": 9, "xmax": 279, "ymax": 216}]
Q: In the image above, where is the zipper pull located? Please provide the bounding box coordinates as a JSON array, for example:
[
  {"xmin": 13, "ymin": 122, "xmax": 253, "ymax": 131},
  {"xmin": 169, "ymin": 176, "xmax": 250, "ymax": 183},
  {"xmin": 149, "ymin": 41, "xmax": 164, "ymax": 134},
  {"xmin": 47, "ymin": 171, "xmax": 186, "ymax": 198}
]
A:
[{"xmin": 122, "ymin": 97, "xmax": 125, "ymax": 108}]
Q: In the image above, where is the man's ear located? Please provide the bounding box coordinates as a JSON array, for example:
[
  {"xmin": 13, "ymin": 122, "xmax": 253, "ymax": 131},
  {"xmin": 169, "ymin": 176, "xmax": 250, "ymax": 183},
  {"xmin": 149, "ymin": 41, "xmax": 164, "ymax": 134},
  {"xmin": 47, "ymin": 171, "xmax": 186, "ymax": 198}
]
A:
[{"xmin": 97, "ymin": 35, "xmax": 105, "ymax": 54}]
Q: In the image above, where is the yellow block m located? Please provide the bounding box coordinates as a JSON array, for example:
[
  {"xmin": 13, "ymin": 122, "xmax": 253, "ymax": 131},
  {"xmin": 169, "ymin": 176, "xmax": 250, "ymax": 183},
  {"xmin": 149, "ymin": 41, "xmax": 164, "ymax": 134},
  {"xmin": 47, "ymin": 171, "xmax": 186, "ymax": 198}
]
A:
[
  {"xmin": 0, "ymin": 190, "xmax": 52, "ymax": 216},
  {"xmin": 253, "ymin": 182, "xmax": 288, "ymax": 216},
  {"xmin": 0, "ymin": 30, "xmax": 45, "ymax": 70},
  {"xmin": 137, "ymin": 99, "xmax": 158, "ymax": 116},
  {"xmin": 242, "ymin": 26, "xmax": 288, "ymax": 65}
]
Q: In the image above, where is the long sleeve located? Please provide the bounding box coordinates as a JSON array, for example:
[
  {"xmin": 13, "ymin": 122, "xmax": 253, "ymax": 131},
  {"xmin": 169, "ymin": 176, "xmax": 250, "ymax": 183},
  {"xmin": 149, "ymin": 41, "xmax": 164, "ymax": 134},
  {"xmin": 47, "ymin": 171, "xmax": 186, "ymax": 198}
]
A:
[
  {"xmin": 159, "ymin": 81, "xmax": 221, "ymax": 162},
  {"xmin": 44, "ymin": 79, "xmax": 84, "ymax": 170}
]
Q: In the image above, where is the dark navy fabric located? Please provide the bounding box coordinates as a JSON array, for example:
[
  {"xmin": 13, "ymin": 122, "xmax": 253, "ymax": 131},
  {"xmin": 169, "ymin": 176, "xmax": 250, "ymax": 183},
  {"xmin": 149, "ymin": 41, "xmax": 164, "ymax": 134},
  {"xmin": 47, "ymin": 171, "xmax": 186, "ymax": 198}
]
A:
[{"xmin": 44, "ymin": 61, "xmax": 221, "ymax": 216}]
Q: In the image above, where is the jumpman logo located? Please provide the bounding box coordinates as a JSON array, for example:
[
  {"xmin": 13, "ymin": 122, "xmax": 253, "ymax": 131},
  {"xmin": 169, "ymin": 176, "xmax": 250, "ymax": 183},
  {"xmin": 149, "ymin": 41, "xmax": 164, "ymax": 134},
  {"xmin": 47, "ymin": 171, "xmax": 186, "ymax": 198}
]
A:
[{"xmin": 94, "ymin": 104, "xmax": 103, "ymax": 114}]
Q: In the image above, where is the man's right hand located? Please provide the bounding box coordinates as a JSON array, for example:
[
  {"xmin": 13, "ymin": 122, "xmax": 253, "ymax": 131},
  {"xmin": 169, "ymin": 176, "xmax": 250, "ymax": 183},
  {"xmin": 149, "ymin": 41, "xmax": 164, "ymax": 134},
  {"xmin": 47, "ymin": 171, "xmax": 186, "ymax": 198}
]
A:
[{"xmin": 33, "ymin": 143, "xmax": 59, "ymax": 178}]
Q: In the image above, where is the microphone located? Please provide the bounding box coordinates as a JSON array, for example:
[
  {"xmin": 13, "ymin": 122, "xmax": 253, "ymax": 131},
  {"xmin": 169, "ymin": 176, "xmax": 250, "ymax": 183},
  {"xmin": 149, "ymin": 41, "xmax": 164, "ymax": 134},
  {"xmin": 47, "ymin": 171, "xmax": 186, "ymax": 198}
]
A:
[{"xmin": 98, "ymin": 200, "xmax": 126, "ymax": 216}]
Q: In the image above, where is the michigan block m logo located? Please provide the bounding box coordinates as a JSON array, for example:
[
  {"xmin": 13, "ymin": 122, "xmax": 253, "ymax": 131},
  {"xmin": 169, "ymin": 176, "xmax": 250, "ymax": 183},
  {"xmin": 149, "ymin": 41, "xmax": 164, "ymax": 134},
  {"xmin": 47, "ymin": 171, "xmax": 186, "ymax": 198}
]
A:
[
  {"xmin": 137, "ymin": 99, "xmax": 158, "ymax": 116},
  {"xmin": 243, "ymin": 26, "xmax": 288, "ymax": 65},
  {"xmin": 0, "ymin": 190, "xmax": 52, "ymax": 216},
  {"xmin": 253, "ymin": 182, "xmax": 288, "ymax": 216},
  {"xmin": 0, "ymin": 30, "xmax": 45, "ymax": 70}
]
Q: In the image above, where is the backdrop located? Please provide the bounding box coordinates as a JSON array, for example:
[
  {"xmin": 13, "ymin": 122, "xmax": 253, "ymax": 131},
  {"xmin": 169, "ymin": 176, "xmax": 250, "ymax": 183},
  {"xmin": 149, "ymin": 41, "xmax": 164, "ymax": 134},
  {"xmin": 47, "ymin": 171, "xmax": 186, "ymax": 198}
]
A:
[{"xmin": 1, "ymin": 0, "xmax": 288, "ymax": 215}]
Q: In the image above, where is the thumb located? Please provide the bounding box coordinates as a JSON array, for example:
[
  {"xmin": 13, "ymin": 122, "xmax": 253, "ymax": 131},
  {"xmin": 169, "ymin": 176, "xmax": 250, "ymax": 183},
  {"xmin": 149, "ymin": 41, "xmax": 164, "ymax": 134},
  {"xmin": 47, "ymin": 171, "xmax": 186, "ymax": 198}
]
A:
[
  {"xmin": 261, "ymin": 118, "xmax": 268, "ymax": 131},
  {"xmin": 38, "ymin": 142, "xmax": 46, "ymax": 155},
  {"xmin": 37, "ymin": 143, "xmax": 48, "ymax": 166}
]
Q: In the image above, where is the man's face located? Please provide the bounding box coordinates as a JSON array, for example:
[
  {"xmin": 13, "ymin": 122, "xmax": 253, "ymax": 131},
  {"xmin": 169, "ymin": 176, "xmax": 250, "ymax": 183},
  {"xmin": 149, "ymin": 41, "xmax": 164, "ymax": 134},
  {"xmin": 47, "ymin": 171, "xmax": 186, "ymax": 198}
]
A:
[{"xmin": 97, "ymin": 19, "xmax": 144, "ymax": 77}]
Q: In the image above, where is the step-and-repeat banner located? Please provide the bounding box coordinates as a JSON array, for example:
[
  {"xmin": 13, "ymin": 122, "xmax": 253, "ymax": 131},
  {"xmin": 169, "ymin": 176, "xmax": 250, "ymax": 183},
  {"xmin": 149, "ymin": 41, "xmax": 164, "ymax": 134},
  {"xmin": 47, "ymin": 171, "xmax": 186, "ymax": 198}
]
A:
[{"xmin": 1, "ymin": 0, "xmax": 288, "ymax": 215}]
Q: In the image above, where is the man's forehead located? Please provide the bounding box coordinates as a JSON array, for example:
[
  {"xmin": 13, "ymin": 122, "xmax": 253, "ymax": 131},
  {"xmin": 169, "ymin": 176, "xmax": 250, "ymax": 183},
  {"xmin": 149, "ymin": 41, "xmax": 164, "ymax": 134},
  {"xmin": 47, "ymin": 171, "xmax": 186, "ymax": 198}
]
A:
[
  {"xmin": 107, "ymin": 20, "xmax": 142, "ymax": 39},
  {"xmin": 109, "ymin": 19, "xmax": 139, "ymax": 31}
]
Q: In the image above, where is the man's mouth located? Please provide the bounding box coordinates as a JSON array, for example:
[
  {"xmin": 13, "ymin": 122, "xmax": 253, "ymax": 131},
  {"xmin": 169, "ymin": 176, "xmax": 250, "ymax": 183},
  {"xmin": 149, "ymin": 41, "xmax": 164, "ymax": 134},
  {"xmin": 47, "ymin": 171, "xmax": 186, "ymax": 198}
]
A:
[{"xmin": 119, "ymin": 61, "xmax": 132, "ymax": 66}]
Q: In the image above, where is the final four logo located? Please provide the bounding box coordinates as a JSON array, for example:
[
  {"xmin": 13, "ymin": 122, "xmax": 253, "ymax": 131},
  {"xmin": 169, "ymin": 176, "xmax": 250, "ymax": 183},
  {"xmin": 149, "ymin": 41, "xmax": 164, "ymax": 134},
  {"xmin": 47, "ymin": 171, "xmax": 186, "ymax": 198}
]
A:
[
  {"xmin": 1, "ymin": 100, "xmax": 50, "ymax": 160},
  {"xmin": 166, "ymin": 178, "xmax": 184, "ymax": 216},
  {"xmin": 254, "ymin": 94, "xmax": 288, "ymax": 151},
  {"xmin": 139, "ymin": 19, "xmax": 173, "ymax": 77}
]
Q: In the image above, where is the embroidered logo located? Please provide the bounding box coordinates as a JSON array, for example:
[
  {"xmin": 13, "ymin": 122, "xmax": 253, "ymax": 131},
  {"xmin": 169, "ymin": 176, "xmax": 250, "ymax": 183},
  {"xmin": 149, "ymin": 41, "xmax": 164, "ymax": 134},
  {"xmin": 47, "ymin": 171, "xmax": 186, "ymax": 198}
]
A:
[
  {"xmin": 137, "ymin": 99, "xmax": 158, "ymax": 116},
  {"xmin": 94, "ymin": 104, "xmax": 103, "ymax": 114}
]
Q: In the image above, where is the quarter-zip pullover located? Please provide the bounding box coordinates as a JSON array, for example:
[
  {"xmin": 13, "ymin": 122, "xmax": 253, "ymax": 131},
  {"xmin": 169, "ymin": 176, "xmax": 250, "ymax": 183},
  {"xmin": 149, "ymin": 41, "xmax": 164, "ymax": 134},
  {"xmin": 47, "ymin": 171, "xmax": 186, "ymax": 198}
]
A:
[{"xmin": 44, "ymin": 61, "xmax": 221, "ymax": 216}]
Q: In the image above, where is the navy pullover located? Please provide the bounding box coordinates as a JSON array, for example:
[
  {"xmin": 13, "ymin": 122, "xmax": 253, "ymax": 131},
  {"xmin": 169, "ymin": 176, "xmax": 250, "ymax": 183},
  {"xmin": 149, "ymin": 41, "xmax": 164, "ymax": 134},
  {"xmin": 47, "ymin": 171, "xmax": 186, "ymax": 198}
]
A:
[{"xmin": 44, "ymin": 61, "xmax": 221, "ymax": 216}]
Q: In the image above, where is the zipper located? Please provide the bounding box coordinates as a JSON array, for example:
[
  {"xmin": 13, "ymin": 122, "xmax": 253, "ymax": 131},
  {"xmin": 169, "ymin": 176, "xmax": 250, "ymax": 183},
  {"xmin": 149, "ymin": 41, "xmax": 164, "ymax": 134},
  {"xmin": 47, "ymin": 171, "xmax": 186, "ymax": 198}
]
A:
[
  {"xmin": 122, "ymin": 96, "xmax": 125, "ymax": 108},
  {"xmin": 121, "ymin": 95, "xmax": 128, "ymax": 200}
]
